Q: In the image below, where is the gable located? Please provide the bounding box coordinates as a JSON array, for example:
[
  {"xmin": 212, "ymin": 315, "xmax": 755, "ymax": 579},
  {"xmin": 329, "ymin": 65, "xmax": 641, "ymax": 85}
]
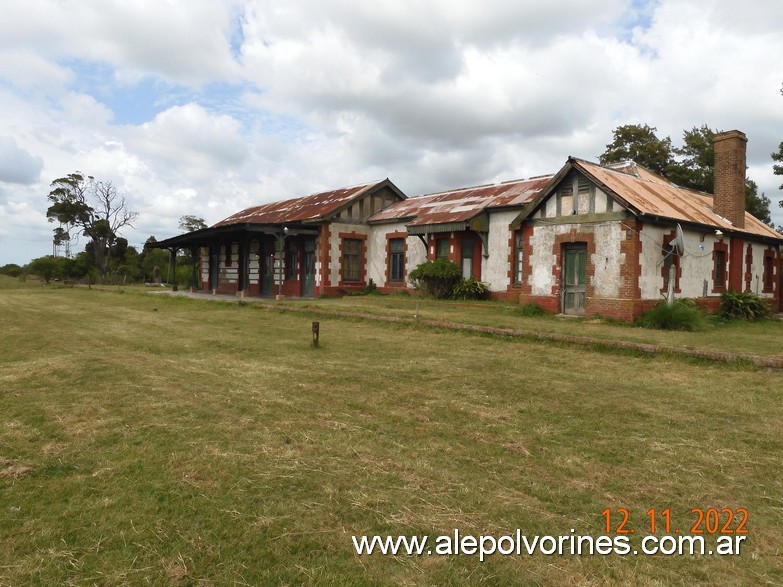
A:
[
  {"xmin": 527, "ymin": 169, "xmax": 628, "ymax": 222},
  {"xmin": 332, "ymin": 184, "xmax": 406, "ymax": 223}
]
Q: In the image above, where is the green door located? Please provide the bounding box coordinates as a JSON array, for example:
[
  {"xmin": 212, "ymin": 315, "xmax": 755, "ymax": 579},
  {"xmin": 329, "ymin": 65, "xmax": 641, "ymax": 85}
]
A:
[
  {"xmin": 562, "ymin": 245, "xmax": 587, "ymax": 315},
  {"xmin": 302, "ymin": 239, "xmax": 315, "ymax": 297},
  {"xmin": 261, "ymin": 241, "xmax": 275, "ymax": 296}
]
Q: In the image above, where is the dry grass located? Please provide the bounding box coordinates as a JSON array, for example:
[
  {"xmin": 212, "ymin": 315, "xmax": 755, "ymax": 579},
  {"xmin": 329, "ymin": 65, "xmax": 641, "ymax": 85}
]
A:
[{"xmin": 0, "ymin": 283, "xmax": 782, "ymax": 585}]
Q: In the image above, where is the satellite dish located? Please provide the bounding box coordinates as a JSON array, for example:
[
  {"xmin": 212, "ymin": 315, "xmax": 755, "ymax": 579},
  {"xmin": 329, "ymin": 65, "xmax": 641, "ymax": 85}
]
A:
[{"xmin": 673, "ymin": 223, "xmax": 685, "ymax": 256}]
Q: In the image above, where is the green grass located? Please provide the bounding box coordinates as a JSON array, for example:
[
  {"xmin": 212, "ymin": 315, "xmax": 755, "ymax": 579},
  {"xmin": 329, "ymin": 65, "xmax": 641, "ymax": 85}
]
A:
[
  {"xmin": 1, "ymin": 284, "xmax": 782, "ymax": 585},
  {"xmin": 276, "ymin": 294, "xmax": 783, "ymax": 359}
]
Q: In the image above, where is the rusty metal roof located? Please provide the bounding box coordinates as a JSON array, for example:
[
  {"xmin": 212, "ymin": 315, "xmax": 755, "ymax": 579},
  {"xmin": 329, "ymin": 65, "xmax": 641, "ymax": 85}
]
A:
[
  {"xmin": 368, "ymin": 176, "xmax": 553, "ymax": 227},
  {"xmin": 213, "ymin": 179, "xmax": 391, "ymax": 227},
  {"xmin": 572, "ymin": 159, "xmax": 782, "ymax": 240}
]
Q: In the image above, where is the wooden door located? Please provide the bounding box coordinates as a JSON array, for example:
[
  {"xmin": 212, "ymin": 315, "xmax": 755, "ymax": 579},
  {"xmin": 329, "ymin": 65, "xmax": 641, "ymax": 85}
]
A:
[{"xmin": 562, "ymin": 245, "xmax": 587, "ymax": 315}]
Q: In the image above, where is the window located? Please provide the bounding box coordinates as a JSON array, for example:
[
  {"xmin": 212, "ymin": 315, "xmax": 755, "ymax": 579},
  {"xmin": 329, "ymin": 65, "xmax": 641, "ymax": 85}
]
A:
[
  {"xmin": 763, "ymin": 252, "xmax": 775, "ymax": 292},
  {"xmin": 285, "ymin": 240, "xmax": 298, "ymax": 280},
  {"xmin": 342, "ymin": 238, "xmax": 363, "ymax": 282},
  {"xmin": 514, "ymin": 231, "xmax": 523, "ymax": 285},
  {"xmin": 461, "ymin": 238, "xmax": 474, "ymax": 279},
  {"xmin": 389, "ymin": 238, "xmax": 405, "ymax": 282},
  {"xmin": 436, "ymin": 238, "xmax": 449, "ymax": 260},
  {"xmin": 714, "ymin": 249, "xmax": 726, "ymax": 289}
]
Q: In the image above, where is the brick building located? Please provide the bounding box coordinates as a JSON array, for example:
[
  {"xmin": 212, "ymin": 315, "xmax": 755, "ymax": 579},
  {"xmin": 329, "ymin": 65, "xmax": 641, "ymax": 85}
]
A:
[{"xmin": 149, "ymin": 130, "xmax": 782, "ymax": 319}]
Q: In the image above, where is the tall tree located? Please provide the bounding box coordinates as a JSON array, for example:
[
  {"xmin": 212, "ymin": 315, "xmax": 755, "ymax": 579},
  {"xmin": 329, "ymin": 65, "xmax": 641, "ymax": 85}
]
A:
[
  {"xmin": 46, "ymin": 173, "xmax": 138, "ymax": 280},
  {"xmin": 178, "ymin": 215, "xmax": 208, "ymax": 232},
  {"xmin": 669, "ymin": 125, "xmax": 715, "ymax": 193},
  {"xmin": 744, "ymin": 179, "xmax": 772, "ymax": 225},
  {"xmin": 599, "ymin": 124, "xmax": 673, "ymax": 176},
  {"xmin": 773, "ymin": 141, "xmax": 783, "ymax": 199}
]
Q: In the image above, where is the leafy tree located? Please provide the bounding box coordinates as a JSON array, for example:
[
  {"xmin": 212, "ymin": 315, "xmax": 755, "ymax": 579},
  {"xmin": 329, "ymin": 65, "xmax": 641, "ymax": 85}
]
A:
[
  {"xmin": 773, "ymin": 141, "xmax": 783, "ymax": 204},
  {"xmin": 744, "ymin": 180, "xmax": 772, "ymax": 225},
  {"xmin": 176, "ymin": 215, "xmax": 207, "ymax": 266},
  {"xmin": 599, "ymin": 124, "xmax": 673, "ymax": 176},
  {"xmin": 178, "ymin": 215, "xmax": 208, "ymax": 232},
  {"xmin": 26, "ymin": 256, "xmax": 70, "ymax": 284},
  {"xmin": 140, "ymin": 236, "xmax": 171, "ymax": 282},
  {"xmin": 46, "ymin": 173, "xmax": 138, "ymax": 280},
  {"xmin": 0, "ymin": 263, "xmax": 23, "ymax": 277},
  {"xmin": 668, "ymin": 125, "xmax": 715, "ymax": 193}
]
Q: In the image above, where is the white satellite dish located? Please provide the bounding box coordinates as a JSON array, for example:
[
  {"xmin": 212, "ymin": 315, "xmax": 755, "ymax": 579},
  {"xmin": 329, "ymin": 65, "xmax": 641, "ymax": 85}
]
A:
[{"xmin": 673, "ymin": 224, "xmax": 685, "ymax": 256}]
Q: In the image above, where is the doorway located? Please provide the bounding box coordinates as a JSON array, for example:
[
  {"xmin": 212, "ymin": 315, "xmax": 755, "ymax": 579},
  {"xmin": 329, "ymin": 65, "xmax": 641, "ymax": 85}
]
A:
[
  {"xmin": 562, "ymin": 244, "xmax": 587, "ymax": 315},
  {"xmin": 302, "ymin": 239, "xmax": 315, "ymax": 297}
]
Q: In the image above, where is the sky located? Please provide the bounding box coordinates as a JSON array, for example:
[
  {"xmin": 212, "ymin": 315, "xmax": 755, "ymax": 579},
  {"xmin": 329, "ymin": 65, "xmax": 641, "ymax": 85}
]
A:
[{"xmin": 1, "ymin": 0, "xmax": 782, "ymax": 265}]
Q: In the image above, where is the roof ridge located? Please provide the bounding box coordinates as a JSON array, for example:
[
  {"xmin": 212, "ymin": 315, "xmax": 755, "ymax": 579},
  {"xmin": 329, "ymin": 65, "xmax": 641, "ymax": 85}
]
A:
[{"xmin": 415, "ymin": 175, "xmax": 551, "ymax": 198}]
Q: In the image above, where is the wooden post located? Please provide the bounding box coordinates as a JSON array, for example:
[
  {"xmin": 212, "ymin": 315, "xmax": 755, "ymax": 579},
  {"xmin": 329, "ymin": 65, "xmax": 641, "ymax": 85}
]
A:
[{"xmin": 312, "ymin": 321, "xmax": 320, "ymax": 347}]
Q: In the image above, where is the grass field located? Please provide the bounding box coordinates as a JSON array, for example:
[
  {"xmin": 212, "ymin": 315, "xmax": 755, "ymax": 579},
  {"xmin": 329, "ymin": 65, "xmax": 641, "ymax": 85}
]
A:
[{"xmin": 1, "ymin": 279, "xmax": 782, "ymax": 585}]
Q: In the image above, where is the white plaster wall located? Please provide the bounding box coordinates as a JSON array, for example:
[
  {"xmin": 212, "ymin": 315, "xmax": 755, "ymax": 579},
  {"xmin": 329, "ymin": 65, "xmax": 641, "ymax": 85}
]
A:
[
  {"xmin": 528, "ymin": 227, "xmax": 556, "ymax": 295},
  {"xmin": 678, "ymin": 231, "xmax": 718, "ymax": 298},
  {"xmin": 366, "ymin": 222, "xmax": 428, "ymax": 287},
  {"xmin": 366, "ymin": 223, "xmax": 393, "ymax": 286},
  {"xmin": 639, "ymin": 225, "xmax": 731, "ymax": 300},
  {"xmin": 591, "ymin": 223, "xmax": 625, "ymax": 298},
  {"xmin": 526, "ymin": 222, "xmax": 624, "ymax": 298},
  {"xmin": 405, "ymin": 235, "xmax": 428, "ymax": 285},
  {"xmin": 638, "ymin": 224, "xmax": 667, "ymax": 299},
  {"xmin": 483, "ymin": 210, "xmax": 516, "ymax": 290},
  {"xmin": 638, "ymin": 226, "xmax": 780, "ymax": 300},
  {"xmin": 746, "ymin": 242, "xmax": 775, "ymax": 298}
]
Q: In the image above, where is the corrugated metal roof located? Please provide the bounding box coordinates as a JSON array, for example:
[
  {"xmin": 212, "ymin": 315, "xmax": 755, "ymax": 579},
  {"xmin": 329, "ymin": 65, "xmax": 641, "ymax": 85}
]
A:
[
  {"xmin": 368, "ymin": 176, "xmax": 553, "ymax": 227},
  {"xmin": 572, "ymin": 159, "xmax": 782, "ymax": 240},
  {"xmin": 213, "ymin": 180, "xmax": 385, "ymax": 227}
]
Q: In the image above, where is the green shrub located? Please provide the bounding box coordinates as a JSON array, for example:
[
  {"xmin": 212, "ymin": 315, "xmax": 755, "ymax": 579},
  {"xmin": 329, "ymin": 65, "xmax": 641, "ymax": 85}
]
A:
[
  {"xmin": 518, "ymin": 302, "xmax": 546, "ymax": 317},
  {"xmin": 451, "ymin": 278, "xmax": 490, "ymax": 301},
  {"xmin": 408, "ymin": 259, "xmax": 461, "ymax": 299},
  {"xmin": 719, "ymin": 290, "xmax": 772, "ymax": 321},
  {"xmin": 635, "ymin": 299, "xmax": 706, "ymax": 331}
]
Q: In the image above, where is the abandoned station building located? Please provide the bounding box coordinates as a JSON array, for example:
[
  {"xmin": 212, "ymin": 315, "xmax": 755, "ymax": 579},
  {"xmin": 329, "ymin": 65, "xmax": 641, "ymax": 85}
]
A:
[{"xmin": 150, "ymin": 130, "xmax": 782, "ymax": 321}]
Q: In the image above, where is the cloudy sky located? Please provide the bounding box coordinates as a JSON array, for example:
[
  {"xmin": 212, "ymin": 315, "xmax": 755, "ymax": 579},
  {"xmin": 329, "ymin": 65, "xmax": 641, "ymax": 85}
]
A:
[{"xmin": 1, "ymin": 0, "xmax": 782, "ymax": 265}]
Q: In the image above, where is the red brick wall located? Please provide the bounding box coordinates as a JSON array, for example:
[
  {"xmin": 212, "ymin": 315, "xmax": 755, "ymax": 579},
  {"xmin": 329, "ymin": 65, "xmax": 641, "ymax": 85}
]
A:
[{"xmin": 713, "ymin": 130, "xmax": 747, "ymax": 229}]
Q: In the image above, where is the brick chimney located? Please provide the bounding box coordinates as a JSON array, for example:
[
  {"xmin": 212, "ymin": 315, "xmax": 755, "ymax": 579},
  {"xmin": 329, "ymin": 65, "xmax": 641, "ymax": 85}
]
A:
[{"xmin": 713, "ymin": 130, "xmax": 747, "ymax": 229}]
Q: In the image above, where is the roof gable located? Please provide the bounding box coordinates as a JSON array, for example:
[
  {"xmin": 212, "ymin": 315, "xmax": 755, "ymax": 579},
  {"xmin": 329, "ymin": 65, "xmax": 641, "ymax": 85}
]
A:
[
  {"xmin": 214, "ymin": 178, "xmax": 405, "ymax": 227},
  {"xmin": 513, "ymin": 158, "xmax": 783, "ymax": 242}
]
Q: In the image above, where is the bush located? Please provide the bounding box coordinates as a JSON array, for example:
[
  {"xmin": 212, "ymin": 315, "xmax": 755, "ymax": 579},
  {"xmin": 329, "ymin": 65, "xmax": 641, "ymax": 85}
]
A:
[
  {"xmin": 719, "ymin": 290, "xmax": 772, "ymax": 321},
  {"xmin": 635, "ymin": 299, "xmax": 706, "ymax": 331},
  {"xmin": 451, "ymin": 278, "xmax": 490, "ymax": 301},
  {"xmin": 408, "ymin": 259, "xmax": 461, "ymax": 299},
  {"xmin": 518, "ymin": 302, "xmax": 546, "ymax": 317}
]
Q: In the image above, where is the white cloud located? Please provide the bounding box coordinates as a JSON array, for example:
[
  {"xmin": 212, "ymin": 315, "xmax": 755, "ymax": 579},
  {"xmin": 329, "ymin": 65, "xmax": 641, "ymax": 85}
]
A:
[
  {"xmin": 0, "ymin": 137, "xmax": 43, "ymax": 185},
  {"xmin": 1, "ymin": 0, "xmax": 783, "ymax": 265}
]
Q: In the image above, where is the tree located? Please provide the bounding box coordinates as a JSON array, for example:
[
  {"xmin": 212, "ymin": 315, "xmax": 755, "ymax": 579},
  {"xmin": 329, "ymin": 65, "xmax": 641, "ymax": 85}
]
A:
[
  {"xmin": 46, "ymin": 173, "xmax": 138, "ymax": 280},
  {"xmin": 599, "ymin": 124, "xmax": 673, "ymax": 176},
  {"xmin": 0, "ymin": 263, "xmax": 24, "ymax": 277},
  {"xmin": 26, "ymin": 256, "xmax": 69, "ymax": 284},
  {"xmin": 773, "ymin": 141, "xmax": 783, "ymax": 203},
  {"xmin": 668, "ymin": 125, "xmax": 715, "ymax": 193},
  {"xmin": 178, "ymin": 215, "xmax": 208, "ymax": 232},
  {"xmin": 744, "ymin": 180, "xmax": 772, "ymax": 225}
]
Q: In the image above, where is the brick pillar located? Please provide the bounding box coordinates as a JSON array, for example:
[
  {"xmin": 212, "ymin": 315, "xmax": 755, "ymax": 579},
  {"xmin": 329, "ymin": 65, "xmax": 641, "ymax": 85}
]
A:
[{"xmin": 713, "ymin": 130, "xmax": 746, "ymax": 229}]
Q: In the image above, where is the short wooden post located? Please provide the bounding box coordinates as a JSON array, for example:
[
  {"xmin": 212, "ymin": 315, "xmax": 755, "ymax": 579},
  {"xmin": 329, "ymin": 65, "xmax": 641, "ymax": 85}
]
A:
[{"xmin": 312, "ymin": 321, "xmax": 320, "ymax": 347}]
